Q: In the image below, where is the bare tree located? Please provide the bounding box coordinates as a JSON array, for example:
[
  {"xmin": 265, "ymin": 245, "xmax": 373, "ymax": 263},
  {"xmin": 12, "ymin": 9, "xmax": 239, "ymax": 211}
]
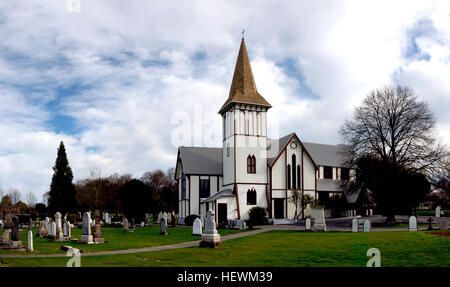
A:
[
  {"xmin": 341, "ymin": 85, "xmax": 448, "ymax": 180},
  {"xmin": 25, "ymin": 191, "xmax": 37, "ymax": 207},
  {"xmin": 7, "ymin": 188, "xmax": 22, "ymax": 205},
  {"xmin": 340, "ymin": 84, "xmax": 449, "ymax": 223}
]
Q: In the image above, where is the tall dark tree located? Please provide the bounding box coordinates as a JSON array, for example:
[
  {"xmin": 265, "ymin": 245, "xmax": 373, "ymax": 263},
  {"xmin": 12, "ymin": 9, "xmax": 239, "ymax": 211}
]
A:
[
  {"xmin": 48, "ymin": 141, "xmax": 77, "ymax": 214},
  {"xmin": 340, "ymin": 85, "xmax": 448, "ymax": 224}
]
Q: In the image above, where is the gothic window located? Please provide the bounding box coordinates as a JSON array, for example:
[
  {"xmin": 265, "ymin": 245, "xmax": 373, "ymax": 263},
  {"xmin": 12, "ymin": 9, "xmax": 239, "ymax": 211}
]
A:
[
  {"xmin": 287, "ymin": 164, "xmax": 291, "ymax": 189},
  {"xmin": 297, "ymin": 164, "xmax": 301, "ymax": 189},
  {"xmin": 247, "ymin": 189, "xmax": 256, "ymax": 205},
  {"xmin": 292, "ymin": 154, "xmax": 296, "ymax": 189},
  {"xmin": 200, "ymin": 179, "xmax": 210, "ymax": 198},
  {"xmin": 247, "ymin": 155, "xmax": 256, "ymax": 174},
  {"xmin": 181, "ymin": 173, "xmax": 186, "ymax": 200}
]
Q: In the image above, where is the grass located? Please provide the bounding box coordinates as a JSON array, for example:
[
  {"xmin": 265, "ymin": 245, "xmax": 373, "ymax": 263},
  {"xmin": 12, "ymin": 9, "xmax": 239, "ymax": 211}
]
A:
[
  {"xmin": 0, "ymin": 225, "xmax": 244, "ymax": 255},
  {"xmin": 373, "ymin": 223, "xmax": 440, "ymax": 228},
  {"xmin": 1, "ymin": 230, "xmax": 448, "ymax": 267}
]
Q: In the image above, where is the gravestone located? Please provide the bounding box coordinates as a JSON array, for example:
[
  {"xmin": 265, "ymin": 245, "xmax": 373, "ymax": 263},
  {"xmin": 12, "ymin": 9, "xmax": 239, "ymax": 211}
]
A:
[
  {"xmin": 305, "ymin": 218, "xmax": 311, "ymax": 231},
  {"xmin": 123, "ymin": 218, "xmax": 129, "ymax": 230},
  {"xmin": 105, "ymin": 213, "xmax": 111, "ymax": 224},
  {"xmin": 408, "ymin": 215, "xmax": 418, "ymax": 231},
  {"xmin": 427, "ymin": 217, "xmax": 434, "ymax": 230},
  {"xmin": 167, "ymin": 212, "xmax": 172, "ymax": 224},
  {"xmin": 9, "ymin": 216, "xmax": 22, "ymax": 249},
  {"xmin": 162, "ymin": 213, "xmax": 168, "ymax": 227},
  {"xmin": 160, "ymin": 218, "xmax": 168, "ymax": 235},
  {"xmin": 157, "ymin": 212, "xmax": 162, "ymax": 224},
  {"xmin": 0, "ymin": 229, "xmax": 10, "ymax": 248},
  {"xmin": 80, "ymin": 212, "xmax": 94, "ymax": 244},
  {"xmin": 352, "ymin": 218, "xmax": 358, "ymax": 232},
  {"xmin": 435, "ymin": 206, "xmax": 441, "ymax": 218},
  {"xmin": 363, "ymin": 219, "xmax": 371, "ymax": 232},
  {"xmin": 55, "ymin": 212, "xmax": 64, "ymax": 241},
  {"xmin": 45, "ymin": 217, "xmax": 50, "ymax": 234},
  {"xmin": 38, "ymin": 220, "xmax": 48, "ymax": 238},
  {"xmin": 92, "ymin": 210, "xmax": 104, "ymax": 244},
  {"xmin": 440, "ymin": 218, "xmax": 448, "ymax": 230},
  {"xmin": 64, "ymin": 220, "xmax": 72, "ymax": 239},
  {"xmin": 171, "ymin": 212, "xmax": 177, "ymax": 227},
  {"xmin": 200, "ymin": 209, "xmax": 221, "ymax": 248},
  {"xmin": 129, "ymin": 218, "xmax": 135, "ymax": 232},
  {"xmin": 311, "ymin": 207, "xmax": 326, "ymax": 232},
  {"xmin": 240, "ymin": 221, "xmax": 247, "ymax": 230},
  {"xmin": 27, "ymin": 228, "xmax": 33, "ymax": 252},
  {"xmin": 50, "ymin": 222, "xmax": 57, "ymax": 240},
  {"xmin": 192, "ymin": 218, "xmax": 202, "ymax": 236},
  {"xmin": 141, "ymin": 222, "xmax": 145, "ymax": 227}
]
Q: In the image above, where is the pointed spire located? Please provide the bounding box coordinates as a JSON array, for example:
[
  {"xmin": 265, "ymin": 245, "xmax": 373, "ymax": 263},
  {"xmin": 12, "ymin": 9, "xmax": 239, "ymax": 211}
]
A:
[{"xmin": 219, "ymin": 39, "xmax": 271, "ymax": 113}]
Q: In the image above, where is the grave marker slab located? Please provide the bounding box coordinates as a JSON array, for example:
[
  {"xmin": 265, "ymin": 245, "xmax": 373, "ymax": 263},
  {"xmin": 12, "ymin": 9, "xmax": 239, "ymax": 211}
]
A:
[
  {"xmin": 352, "ymin": 218, "xmax": 358, "ymax": 232},
  {"xmin": 192, "ymin": 218, "xmax": 202, "ymax": 236},
  {"xmin": 311, "ymin": 207, "xmax": 326, "ymax": 232},
  {"xmin": 408, "ymin": 215, "xmax": 418, "ymax": 231},
  {"xmin": 363, "ymin": 219, "xmax": 371, "ymax": 232},
  {"xmin": 305, "ymin": 218, "xmax": 311, "ymax": 231},
  {"xmin": 200, "ymin": 209, "xmax": 221, "ymax": 248}
]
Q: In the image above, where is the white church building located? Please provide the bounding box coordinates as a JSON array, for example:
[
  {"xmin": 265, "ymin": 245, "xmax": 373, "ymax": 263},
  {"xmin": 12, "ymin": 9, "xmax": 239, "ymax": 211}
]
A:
[{"xmin": 175, "ymin": 39, "xmax": 355, "ymax": 224}]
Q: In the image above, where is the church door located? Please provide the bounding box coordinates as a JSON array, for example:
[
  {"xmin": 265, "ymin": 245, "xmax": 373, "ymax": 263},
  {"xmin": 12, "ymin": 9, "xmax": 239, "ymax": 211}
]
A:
[
  {"xmin": 274, "ymin": 199, "xmax": 284, "ymax": 219},
  {"xmin": 218, "ymin": 203, "xmax": 227, "ymax": 225}
]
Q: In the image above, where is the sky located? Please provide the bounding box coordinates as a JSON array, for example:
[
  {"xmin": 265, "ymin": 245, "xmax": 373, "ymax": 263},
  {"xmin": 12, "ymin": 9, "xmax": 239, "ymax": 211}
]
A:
[{"xmin": 0, "ymin": 0, "xmax": 449, "ymax": 201}]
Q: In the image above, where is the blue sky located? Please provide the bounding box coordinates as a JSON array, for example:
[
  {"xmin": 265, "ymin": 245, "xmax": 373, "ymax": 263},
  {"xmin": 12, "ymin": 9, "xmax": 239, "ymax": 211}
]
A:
[{"xmin": 0, "ymin": 0, "xmax": 449, "ymax": 201}]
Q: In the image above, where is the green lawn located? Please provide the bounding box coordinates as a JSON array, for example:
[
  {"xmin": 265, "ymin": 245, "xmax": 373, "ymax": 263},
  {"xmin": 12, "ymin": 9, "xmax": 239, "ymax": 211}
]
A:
[
  {"xmin": 1, "ymin": 230, "xmax": 448, "ymax": 267},
  {"xmin": 0, "ymin": 225, "xmax": 244, "ymax": 255}
]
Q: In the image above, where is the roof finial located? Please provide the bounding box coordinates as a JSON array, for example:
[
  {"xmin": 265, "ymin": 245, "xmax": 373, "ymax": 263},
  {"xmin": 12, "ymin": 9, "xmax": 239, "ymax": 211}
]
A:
[{"xmin": 241, "ymin": 29, "xmax": 245, "ymax": 40}]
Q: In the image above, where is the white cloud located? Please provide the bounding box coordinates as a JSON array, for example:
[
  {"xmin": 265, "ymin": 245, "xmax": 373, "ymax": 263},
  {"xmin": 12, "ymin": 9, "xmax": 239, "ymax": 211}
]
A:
[{"xmin": 0, "ymin": 0, "xmax": 449, "ymax": 200}]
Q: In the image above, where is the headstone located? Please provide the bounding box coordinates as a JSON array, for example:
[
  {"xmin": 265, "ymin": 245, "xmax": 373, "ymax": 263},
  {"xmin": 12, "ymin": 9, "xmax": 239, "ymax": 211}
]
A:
[
  {"xmin": 239, "ymin": 221, "xmax": 247, "ymax": 230},
  {"xmin": 171, "ymin": 212, "xmax": 177, "ymax": 227},
  {"xmin": 157, "ymin": 212, "xmax": 162, "ymax": 224},
  {"xmin": 369, "ymin": 209, "xmax": 373, "ymax": 216},
  {"xmin": 160, "ymin": 218, "xmax": 168, "ymax": 235},
  {"xmin": 141, "ymin": 222, "xmax": 145, "ymax": 227},
  {"xmin": 55, "ymin": 212, "xmax": 64, "ymax": 241},
  {"xmin": 352, "ymin": 218, "xmax": 358, "ymax": 232},
  {"xmin": 0, "ymin": 229, "xmax": 10, "ymax": 248},
  {"xmin": 123, "ymin": 217, "xmax": 129, "ymax": 230},
  {"xmin": 27, "ymin": 229, "xmax": 33, "ymax": 252},
  {"xmin": 167, "ymin": 213, "xmax": 172, "ymax": 224},
  {"xmin": 64, "ymin": 220, "xmax": 71, "ymax": 239},
  {"xmin": 105, "ymin": 213, "xmax": 111, "ymax": 224},
  {"xmin": 199, "ymin": 209, "xmax": 221, "ymax": 248},
  {"xmin": 363, "ymin": 219, "xmax": 371, "ymax": 232},
  {"xmin": 9, "ymin": 216, "xmax": 22, "ymax": 249},
  {"xmin": 80, "ymin": 212, "xmax": 94, "ymax": 244},
  {"xmin": 408, "ymin": 215, "xmax": 418, "ymax": 231},
  {"xmin": 51, "ymin": 222, "xmax": 57, "ymax": 239},
  {"xmin": 162, "ymin": 213, "xmax": 168, "ymax": 227},
  {"xmin": 45, "ymin": 217, "xmax": 50, "ymax": 234},
  {"xmin": 305, "ymin": 218, "xmax": 311, "ymax": 231},
  {"xmin": 192, "ymin": 218, "xmax": 202, "ymax": 236},
  {"xmin": 435, "ymin": 206, "xmax": 441, "ymax": 218},
  {"xmin": 440, "ymin": 218, "xmax": 448, "ymax": 230},
  {"xmin": 311, "ymin": 207, "xmax": 326, "ymax": 232},
  {"xmin": 92, "ymin": 210, "xmax": 104, "ymax": 244}
]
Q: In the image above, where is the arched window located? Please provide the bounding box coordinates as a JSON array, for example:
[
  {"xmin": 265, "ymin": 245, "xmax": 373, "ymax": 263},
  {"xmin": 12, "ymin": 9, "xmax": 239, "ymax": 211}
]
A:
[
  {"xmin": 292, "ymin": 154, "xmax": 296, "ymax": 189},
  {"xmin": 297, "ymin": 164, "xmax": 301, "ymax": 189},
  {"xmin": 247, "ymin": 155, "xmax": 256, "ymax": 174},
  {"xmin": 247, "ymin": 189, "xmax": 256, "ymax": 205},
  {"xmin": 287, "ymin": 164, "xmax": 291, "ymax": 189}
]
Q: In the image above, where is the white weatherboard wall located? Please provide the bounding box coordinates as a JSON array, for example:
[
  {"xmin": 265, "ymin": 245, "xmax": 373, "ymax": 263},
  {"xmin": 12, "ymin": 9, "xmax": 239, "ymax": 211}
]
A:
[
  {"xmin": 190, "ymin": 176, "xmax": 199, "ymax": 216},
  {"xmin": 237, "ymin": 184, "xmax": 268, "ymax": 220},
  {"xmin": 271, "ymin": 150, "xmax": 286, "ymax": 190},
  {"xmin": 303, "ymin": 153, "xmax": 316, "ymax": 191}
]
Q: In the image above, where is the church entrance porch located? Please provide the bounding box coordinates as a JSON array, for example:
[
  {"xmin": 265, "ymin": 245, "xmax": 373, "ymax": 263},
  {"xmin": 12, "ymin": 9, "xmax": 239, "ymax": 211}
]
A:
[{"xmin": 274, "ymin": 199, "xmax": 284, "ymax": 219}]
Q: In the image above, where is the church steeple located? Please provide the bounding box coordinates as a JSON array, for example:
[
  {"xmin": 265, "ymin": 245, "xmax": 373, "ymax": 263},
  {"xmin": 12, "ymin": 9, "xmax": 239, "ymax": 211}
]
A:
[{"xmin": 219, "ymin": 39, "xmax": 271, "ymax": 114}]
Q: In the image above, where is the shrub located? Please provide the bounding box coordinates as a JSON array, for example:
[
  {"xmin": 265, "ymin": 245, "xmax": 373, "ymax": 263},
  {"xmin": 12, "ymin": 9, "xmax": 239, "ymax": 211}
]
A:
[
  {"xmin": 184, "ymin": 214, "xmax": 200, "ymax": 226},
  {"xmin": 248, "ymin": 206, "xmax": 268, "ymax": 226}
]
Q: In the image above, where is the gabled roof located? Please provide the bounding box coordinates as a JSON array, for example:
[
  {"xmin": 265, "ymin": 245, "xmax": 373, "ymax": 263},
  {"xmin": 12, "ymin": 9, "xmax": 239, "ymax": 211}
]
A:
[
  {"xmin": 302, "ymin": 142, "xmax": 347, "ymax": 167},
  {"xmin": 267, "ymin": 133, "xmax": 295, "ymax": 166},
  {"xmin": 177, "ymin": 147, "xmax": 222, "ymax": 175},
  {"xmin": 317, "ymin": 179, "xmax": 343, "ymax": 192},
  {"xmin": 218, "ymin": 39, "xmax": 271, "ymax": 113},
  {"xmin": 201, "ymin": 189, "xmax": 234, "ymax": 203}
]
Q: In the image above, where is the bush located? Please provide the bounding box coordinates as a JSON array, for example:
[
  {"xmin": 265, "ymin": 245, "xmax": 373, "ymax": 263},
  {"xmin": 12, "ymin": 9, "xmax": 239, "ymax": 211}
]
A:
[
  {"xmin": 184, "ymin": 214, "xmax": 200, "ymax": 226},
  {"xmin": 248, "ymin": 206, "xmax": 268, "ymax": 226}
]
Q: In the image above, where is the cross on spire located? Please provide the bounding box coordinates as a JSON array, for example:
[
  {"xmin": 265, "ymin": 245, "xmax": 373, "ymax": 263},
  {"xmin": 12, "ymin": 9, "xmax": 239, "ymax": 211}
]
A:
[{"xmin": 241, "ymin": 29, "xmax": 245, "ymax": 40}]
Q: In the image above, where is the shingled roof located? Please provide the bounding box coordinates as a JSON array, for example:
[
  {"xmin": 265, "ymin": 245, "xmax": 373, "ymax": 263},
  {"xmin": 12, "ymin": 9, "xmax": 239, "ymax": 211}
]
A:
[
  {"xmin": 218, "ymin": 39, "xmax": 271, "ymax": 113},
  {"xmin": 178, "ymin": 147, "xmax": 222, "ymax": 175}
]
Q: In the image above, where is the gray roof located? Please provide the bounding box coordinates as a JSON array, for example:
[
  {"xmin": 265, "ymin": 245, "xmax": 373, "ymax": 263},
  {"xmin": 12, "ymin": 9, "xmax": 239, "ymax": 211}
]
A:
[
  {"xmin": 267, "ymin": 133, "xmax": 295, "ymax": 166},
  {"xmin": 317, "ymin": 179, "xmax": 344, "ymax": 192},
  {"xmin": 178, "ymin": 147, "xmax": 222, "ymax": 175},
  {"xmin": 303, "ymin": 142, "xmax": 347, "ymax": 167},
  {"xmin": 201, "ymin": 189, "xmax": 234, "ymax": 203}
]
